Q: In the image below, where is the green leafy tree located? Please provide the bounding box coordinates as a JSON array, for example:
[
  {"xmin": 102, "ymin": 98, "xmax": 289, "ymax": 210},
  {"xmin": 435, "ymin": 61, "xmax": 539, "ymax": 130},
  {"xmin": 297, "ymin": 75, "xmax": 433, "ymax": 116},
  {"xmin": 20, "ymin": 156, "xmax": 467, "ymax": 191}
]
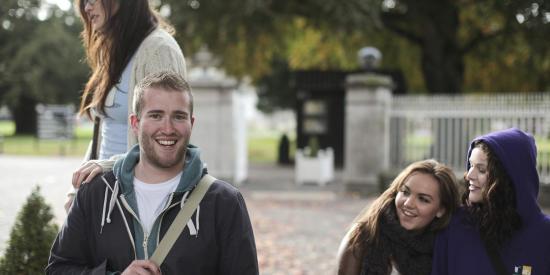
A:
[
  {"xmin": 0, "ymin": 0, "xmax": 88, "ymax": 134},
  {"xmin": 162, "ymin": 0, "xmax": 421, "ymax": 110},
  {"xmin": 160, "ymin": 0, "xmax": 549, "ymax": 107},
  {"xmin": 464, "ymin": 1, "xmax": 550, "ymax": 93},
  {"xmin": 0, "ymin": 186, "xmax": 59, "ymax": 274}
]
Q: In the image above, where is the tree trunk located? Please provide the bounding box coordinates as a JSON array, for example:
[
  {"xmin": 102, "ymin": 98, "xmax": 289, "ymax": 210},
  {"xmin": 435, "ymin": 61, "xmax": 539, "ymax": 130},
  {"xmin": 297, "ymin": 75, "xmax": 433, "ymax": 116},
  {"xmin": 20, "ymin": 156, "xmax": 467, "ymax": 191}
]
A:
[
  {"xmin": 10, "ymin": 94, "xmax": 37, "ymax": 135},
  {"xmin": 381, "ymin": 0, "xmax": 464, "ymax": 94},
  {"xmin": 420, "ymin": 37, "xmax": 464, "ymax": 94},
  {"xmin": 415, "ymin": 1, "xmax": 463, "ymax": 94}
]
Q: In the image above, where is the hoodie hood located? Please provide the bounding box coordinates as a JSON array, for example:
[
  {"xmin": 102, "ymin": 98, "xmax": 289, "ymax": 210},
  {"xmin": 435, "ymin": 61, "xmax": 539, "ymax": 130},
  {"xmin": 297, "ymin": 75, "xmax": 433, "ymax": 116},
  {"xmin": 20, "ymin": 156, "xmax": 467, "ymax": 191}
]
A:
[
  {"xmin": 113, "ymin": 143, "xmax": 205, "ymax": 195},
  {"xmin": 467, "ymin": 128, "xmax": 541, "ymax": 223},
  {"xmin": 432, "ymin": 129, "xmax": 550, "ymax": 275}
]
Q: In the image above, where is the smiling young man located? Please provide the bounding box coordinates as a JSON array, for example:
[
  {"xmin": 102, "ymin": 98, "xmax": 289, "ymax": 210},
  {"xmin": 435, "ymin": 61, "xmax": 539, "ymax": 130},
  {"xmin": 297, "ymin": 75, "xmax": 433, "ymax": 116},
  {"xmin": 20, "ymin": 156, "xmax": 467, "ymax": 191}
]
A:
[{"xmin": 47, "ymin": 71, "xmax": 259, "ymax": 275}]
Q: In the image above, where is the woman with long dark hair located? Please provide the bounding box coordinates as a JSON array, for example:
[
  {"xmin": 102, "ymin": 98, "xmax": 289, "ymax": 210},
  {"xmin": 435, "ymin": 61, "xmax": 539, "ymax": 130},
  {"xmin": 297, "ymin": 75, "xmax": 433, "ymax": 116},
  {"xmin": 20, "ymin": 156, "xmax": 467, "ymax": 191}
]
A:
[
  {"xmin": 432, "ymin": 128, "xmax": 550, "ymax": 275},
  {"xmin": 337, "ymin": 159, "xmax": 459, "ymax": 275},
  {"xmin": 67, "ymin": 0, "xmax": 186, "ymax": 210}
]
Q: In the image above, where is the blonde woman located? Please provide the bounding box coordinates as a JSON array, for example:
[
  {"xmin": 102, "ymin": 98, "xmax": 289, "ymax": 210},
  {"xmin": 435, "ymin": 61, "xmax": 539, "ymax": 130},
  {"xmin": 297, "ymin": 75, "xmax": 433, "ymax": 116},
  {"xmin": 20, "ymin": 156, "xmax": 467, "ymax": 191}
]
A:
[{"xmin": 338, "ymin": 159, "xmax": 459, "ymax": 275}]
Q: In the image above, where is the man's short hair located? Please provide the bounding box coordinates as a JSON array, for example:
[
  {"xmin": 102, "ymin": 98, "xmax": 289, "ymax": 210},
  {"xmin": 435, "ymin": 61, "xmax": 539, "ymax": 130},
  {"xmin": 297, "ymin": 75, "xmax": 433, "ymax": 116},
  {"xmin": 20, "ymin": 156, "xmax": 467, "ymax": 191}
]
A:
[{"xmin": 133, "ymin": 71, "xmax": 193, "ymax": 118}]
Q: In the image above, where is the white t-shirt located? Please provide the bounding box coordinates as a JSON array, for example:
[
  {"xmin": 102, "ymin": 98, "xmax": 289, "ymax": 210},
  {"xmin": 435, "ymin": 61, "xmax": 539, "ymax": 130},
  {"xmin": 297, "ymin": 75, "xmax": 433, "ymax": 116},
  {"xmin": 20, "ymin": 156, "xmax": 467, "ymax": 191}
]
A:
[{"xmin": 133, "ymin": 172, "xmax": 182, "ymax": 234}]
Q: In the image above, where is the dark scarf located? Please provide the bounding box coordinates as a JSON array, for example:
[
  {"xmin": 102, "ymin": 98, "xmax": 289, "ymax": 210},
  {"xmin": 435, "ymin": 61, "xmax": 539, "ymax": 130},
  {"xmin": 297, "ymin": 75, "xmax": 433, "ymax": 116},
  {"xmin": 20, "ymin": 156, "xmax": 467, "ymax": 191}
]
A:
[{"xmin": 361, "ymin": 205, "xmax": 435, "ymax": 275}]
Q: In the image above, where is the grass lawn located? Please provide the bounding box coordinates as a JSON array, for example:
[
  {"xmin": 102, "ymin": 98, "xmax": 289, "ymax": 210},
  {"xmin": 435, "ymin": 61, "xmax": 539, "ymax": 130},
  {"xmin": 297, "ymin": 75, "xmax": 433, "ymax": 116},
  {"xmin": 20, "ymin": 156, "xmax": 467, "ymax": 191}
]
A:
[
  {"xmin": 0, "ymin": 120, "xmax": 15, "ymax": 135},
  {"xmin": 247, "ymin": 132, "xmax": 296, "ymax": 164},
  {"xmin": 0, "ymin": 120, "xmax": 294, "ymax": 163},
  {"xmin": 0, "ymin": 135, "xmax": 90, "ymax": 156},
  {"xmin": 0, "ymin": 120, "xmax": 91, "ymax": 156}
]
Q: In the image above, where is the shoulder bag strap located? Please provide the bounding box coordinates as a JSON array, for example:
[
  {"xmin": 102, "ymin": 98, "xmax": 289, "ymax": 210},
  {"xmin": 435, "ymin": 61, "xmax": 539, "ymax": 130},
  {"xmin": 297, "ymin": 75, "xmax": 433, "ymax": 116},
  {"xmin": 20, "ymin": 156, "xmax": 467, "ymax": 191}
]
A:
[
  {"xmin": 90, "ymin": 117, "xmax": 101, "ymax": 160},
  {"xmin": 150, "ymin": 174, "xmax": 216, "ymax": 266},
  {"xmin": 481, "ymin": 237, "xmax": 508, "ymax": 275}
]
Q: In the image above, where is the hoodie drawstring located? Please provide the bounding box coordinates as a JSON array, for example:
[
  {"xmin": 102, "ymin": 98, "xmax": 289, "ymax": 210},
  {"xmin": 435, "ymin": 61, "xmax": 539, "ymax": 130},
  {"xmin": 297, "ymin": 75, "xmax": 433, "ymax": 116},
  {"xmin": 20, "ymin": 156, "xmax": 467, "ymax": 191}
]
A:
[
  {"xmin": 99, "ymin": 176, "xmax": 201, "ymax": 240},
  {"xmin": 180, "ymin": 191, "xmax": 189, "ymax": 208},
  {"xmin": 100, "ymin": 177, "xmax": 120, "ymax": 233},
  {"xmin": 179, "ymin": 190, "xmax": 200, "ymax": 236},
  {"xmin": 195, "ymin": 204, "xmax": 200, "ymax": 235},
  {"xmin": 100, "ymin": 185, "xmax": 109, "ymax": 234},
  {"xmin": 106, "ymin": 180, "xmax": 119, "ymax": 223}
]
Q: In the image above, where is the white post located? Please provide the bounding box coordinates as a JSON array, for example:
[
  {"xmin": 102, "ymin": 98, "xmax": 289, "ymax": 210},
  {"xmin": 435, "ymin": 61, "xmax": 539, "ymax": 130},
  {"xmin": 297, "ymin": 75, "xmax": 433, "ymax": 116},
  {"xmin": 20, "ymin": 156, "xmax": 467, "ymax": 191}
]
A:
[
  {"xmin": 188, "ymin": 50, "xmax": 248, "ymax": 185},
  {"xmin": 344, "ymin": 73, "xmax": 393, "ymax": 195}
]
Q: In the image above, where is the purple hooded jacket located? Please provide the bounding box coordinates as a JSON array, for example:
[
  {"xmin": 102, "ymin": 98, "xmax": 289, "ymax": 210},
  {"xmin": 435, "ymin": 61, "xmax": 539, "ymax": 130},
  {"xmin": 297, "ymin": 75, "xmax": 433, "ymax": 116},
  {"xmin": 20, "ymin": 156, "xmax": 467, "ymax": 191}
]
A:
[{"xmin": 432, "ymin": 128, "xmax": 550, "ymax": 275}]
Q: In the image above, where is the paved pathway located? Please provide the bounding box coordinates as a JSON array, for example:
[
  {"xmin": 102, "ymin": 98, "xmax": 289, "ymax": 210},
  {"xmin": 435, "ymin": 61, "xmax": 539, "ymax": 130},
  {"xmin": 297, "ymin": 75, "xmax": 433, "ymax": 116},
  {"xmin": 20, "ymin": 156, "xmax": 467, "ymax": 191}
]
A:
[
  {"xmin": 244, "ymin": 190, "xmax": 368, "ymax": 274},
  {"xmin": 0, "ymin": 155, "xmax": 81, "ymax": 253},
  {"xmin": 241, "ymin": 163, "xmax": 369, "ymax": 274}
]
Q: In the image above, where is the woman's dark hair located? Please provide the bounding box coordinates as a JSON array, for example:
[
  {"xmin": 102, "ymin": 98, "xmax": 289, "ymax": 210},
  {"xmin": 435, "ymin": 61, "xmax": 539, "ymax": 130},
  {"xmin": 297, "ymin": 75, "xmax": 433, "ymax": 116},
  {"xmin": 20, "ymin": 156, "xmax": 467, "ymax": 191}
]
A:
[
  {"xmin": 75, "ymin": 0, "xmax": 174, "ymax": 118},
  {"xmin": 463, "ymin": 140, "xmax": 522, "ymax": 248}
]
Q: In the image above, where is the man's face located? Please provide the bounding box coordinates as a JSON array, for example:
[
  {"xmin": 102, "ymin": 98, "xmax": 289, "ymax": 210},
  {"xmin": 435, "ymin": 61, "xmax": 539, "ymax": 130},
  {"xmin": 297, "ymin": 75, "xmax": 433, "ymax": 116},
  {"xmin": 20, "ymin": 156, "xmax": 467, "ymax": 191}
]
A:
[{"xmin": 131, "ymin": 87, "xmax": 194, "ymax": 171}]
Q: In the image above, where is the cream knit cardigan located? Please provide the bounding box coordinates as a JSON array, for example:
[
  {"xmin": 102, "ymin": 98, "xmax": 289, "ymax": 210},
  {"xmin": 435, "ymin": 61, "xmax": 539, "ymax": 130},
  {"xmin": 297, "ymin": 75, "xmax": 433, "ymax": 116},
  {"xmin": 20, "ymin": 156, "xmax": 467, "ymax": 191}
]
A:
[{"xmin": 85, "ymin": 27, "xmax": 187, "ymax": 170}]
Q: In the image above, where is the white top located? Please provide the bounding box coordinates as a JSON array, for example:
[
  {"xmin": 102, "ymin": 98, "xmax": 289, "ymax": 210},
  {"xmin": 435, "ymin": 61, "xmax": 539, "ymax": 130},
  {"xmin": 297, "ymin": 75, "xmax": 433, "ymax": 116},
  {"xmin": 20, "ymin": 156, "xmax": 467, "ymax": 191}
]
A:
[
  {"xmin": 98, "ymin": 57, "xmax": 134, "ymax": 159},
  {"xmin": 133, "ymin": 172, "xmax": 182, "ymax": 234}
]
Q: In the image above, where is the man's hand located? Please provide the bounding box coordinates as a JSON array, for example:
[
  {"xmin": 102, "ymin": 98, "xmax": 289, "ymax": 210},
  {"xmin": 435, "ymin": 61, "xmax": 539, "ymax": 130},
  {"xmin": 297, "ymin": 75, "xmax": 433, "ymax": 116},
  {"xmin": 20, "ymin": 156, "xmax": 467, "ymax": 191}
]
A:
[
  {"xmin": 72, "ymin": 160, "xmax": 103, "ymax": 189},
  {"xmin": 122, "ymin": 260, "xmax": 161, "ymax": 275}
]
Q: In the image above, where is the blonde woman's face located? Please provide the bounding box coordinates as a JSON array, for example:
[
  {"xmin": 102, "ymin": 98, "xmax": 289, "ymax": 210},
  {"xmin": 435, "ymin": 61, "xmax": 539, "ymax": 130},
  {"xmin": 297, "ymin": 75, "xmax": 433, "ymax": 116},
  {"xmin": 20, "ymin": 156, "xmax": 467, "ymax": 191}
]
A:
[{"xmin": 395, "ymin": 172, "xmax": 445, "ymax": 231}]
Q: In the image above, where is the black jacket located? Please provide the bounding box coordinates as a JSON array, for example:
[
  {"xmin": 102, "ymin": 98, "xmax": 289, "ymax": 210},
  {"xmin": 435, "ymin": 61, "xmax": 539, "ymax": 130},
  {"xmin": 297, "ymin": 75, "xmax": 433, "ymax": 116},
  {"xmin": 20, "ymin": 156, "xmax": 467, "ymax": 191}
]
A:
[{"xmin": 46, "ymin": 170, "xmax": 259, "ymax": 275}]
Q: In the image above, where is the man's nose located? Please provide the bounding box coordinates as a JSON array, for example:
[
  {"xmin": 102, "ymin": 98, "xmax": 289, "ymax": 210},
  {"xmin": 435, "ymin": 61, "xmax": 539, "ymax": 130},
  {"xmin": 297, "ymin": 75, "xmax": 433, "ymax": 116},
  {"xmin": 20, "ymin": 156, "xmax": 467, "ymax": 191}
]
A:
[{"xmin": 160, "ymin": 118, "xmax": 175, "ymax": 133}]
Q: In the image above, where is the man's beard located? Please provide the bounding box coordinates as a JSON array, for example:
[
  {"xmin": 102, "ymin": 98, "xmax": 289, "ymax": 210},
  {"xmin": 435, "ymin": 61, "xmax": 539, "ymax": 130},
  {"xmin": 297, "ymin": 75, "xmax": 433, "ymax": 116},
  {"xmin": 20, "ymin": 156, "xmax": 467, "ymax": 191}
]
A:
[{"xmin": 140, "ymin": 133, "xmax": 188, "ymax": 169}]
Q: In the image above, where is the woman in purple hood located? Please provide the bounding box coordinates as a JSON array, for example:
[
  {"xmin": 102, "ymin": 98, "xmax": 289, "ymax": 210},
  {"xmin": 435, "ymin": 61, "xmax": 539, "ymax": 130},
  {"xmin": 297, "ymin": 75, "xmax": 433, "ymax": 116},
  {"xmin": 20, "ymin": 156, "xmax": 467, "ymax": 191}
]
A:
[{"xmin": 432, "ymin": 128, "xmax": 550, "ymax": 275}]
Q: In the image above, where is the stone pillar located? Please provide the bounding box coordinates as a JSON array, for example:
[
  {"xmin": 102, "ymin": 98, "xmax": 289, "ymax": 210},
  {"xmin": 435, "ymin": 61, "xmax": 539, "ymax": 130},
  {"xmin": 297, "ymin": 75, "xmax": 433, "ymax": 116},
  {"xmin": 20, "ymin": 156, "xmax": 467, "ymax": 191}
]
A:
[
  {"xmin": 188, "ymin": 50, "xmax": 247, "ymax": 185},
  {"xmin": 344, "ymin": 73, "xmax": 393, "ymax": 195}
]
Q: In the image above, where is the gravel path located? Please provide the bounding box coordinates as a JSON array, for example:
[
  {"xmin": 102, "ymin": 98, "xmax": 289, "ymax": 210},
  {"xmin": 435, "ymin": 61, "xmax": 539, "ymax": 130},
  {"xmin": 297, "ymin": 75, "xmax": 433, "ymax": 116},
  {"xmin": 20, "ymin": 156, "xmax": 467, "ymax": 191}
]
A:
[{"xmin": 243, "ymin": 190, "xmax": 369, "ymax": 274}]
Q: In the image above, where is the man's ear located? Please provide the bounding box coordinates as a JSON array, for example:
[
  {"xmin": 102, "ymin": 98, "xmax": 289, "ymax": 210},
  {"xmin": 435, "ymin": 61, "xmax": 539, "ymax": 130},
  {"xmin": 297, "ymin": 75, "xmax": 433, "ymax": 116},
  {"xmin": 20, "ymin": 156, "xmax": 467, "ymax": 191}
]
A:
[
  {"xmin": 130, "ymin": 113, "xmax": 139, "ymax": 134},
  {"xmin": 190, "ymin": 115, "xmax": 195, "ymax": 128}
]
